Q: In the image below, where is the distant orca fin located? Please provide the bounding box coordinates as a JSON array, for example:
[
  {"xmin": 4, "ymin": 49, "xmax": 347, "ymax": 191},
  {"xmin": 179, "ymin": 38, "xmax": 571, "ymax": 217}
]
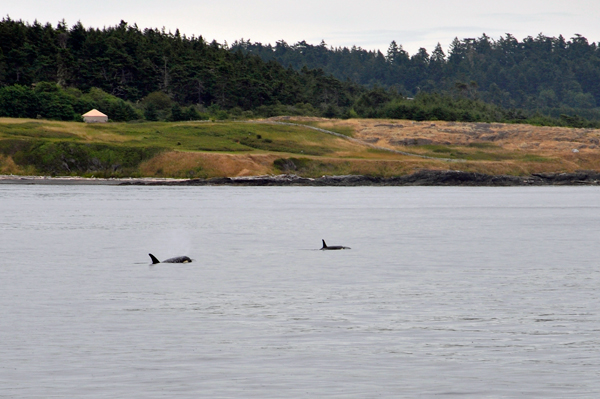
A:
[
  {"xmin": 322, "ymin": 239, "xmax": 327, "ymax": 249},
  {"xmin": 149, "ymin": 253, "xmax": 161, "ymax": 264}
]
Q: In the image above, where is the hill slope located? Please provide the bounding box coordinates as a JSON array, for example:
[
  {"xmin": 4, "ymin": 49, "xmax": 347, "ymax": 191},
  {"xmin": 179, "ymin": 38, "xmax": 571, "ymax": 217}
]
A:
[{"xmin": 1, "ymin": 117, "xmax": 599, "ymax": 178}]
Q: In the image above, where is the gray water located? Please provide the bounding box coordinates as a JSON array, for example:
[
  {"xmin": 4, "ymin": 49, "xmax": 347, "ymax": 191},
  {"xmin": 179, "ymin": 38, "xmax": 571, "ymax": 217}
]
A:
[{"xmin": 1, "ymin": 185, "xmax": 600, "ymax": 398}]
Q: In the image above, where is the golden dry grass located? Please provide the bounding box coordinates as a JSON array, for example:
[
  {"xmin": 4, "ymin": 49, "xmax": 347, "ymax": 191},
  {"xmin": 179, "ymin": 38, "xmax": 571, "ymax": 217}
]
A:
[
  {"xmin": 139, "ymin": 152, "xmax": 283, "ymax": 178},
  {"xmin": 267, "ymin": 117, "xmax": 600, "ymax": 175},
  {"xmin": 310, "ymin": 118, "xmax": 600, "ymax": 154},
  {"xmin": 0, "ymin": 155, "xmax": 33, "ymax": 175}
]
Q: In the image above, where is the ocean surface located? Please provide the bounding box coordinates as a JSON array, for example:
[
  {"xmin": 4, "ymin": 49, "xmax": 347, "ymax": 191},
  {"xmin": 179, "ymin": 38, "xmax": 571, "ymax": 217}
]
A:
[{"xmin": 1, "ymin": 185, "xmax": 599, "ymax": 398}]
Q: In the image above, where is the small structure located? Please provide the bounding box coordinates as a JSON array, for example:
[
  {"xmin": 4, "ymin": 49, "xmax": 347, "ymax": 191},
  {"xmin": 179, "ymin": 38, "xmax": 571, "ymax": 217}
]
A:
[{"xmin": 82, "ymin": 109, "xmax": 108, "ymax": 123}]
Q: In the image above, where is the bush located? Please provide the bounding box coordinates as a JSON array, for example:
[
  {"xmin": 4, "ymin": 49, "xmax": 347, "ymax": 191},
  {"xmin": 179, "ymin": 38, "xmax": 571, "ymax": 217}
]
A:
[
  {"xmin": 273, "ymin": 157, "xmax": 311, "ymax": 172},
  {"xmin": 37, "ymin": 92, "xmax": 76, "ymax": 120},
  {"xmin": 0, "ymin": 85, "xmax": 40, "ymax": 118},
  {"xmin": 10, "ymin": 140, "xmax": 164, "ymax": 175},
  {"xmin": 184, "ymin": 106, "xmax": 207, "ymax": 120},
  {"xmin": 144, "ymin": 103, "xmax": 159, "ymax": 121}
]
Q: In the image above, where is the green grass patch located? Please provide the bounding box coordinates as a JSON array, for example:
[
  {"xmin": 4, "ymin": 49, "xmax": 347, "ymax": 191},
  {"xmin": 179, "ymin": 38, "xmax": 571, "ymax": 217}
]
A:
[
  {"xmin": 420, "ymin": 143, "xmax": 549, "ymax": 162},
  {"xmin": 0, "ymin": 120, "xmax": 352, "ymax": 154},
  {"xmin": 468, "ymin": 142, "xmax": 500, "ymax": 149},
  {"xmin": 75, "ymin": 121, "xmax": 343, "ymax": 154},
  {"xmin": 462, "ymin": 151, "xmax": 516, "ymax": 161},
  {"xmin": 239, "ymin": 136, "xmax": 330, "ymax": 155},
  {"xmin": 0, "ymin": 122, "xmax": 78, "ymax": 139},
  {"xmin": 423, "ymin": 144, "xmax": 454, "ymax": 154}
]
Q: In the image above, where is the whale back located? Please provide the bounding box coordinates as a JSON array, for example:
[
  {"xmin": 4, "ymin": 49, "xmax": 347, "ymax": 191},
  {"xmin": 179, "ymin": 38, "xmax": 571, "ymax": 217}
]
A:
[
  {"xmin": 321, "ymin": 240, "xmax": 350, "ymax": 250},
  {"xmin": 162, "ymin": 256, "xmax": 192, "ymax": 263},
  {"xmin": 149, "ymin": 254, "xmax": 192, "ymax": 264}
]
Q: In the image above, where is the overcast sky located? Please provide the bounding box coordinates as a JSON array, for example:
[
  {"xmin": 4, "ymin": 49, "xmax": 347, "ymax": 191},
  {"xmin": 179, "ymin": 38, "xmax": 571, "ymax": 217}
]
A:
[{"xmin": 5, "ymin": 0, "xmax": 599, "ymax": 55}]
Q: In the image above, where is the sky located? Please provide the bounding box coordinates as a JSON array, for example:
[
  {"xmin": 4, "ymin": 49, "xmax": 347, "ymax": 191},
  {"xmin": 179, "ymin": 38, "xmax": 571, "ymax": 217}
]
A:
[{"xmin": 5, "ymin": 0, "xmax": 600, "ymax": 55}]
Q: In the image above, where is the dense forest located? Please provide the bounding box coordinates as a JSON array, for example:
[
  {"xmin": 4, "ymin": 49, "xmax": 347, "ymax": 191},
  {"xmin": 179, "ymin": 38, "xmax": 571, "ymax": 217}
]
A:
[
  {"xmin": 231, "ymin": 34, "xmax": 600, "ymax": 114},
  {"xmin": 231, "ymin": 34, "xmax": 600, "ymax": 108},
  {"xmin": 0, "ymin": 18, "xmax": 362, "ymax": 120},
  {"xmin": 0, "ymin": 17, "xmax": 599, "ymax": 127}
]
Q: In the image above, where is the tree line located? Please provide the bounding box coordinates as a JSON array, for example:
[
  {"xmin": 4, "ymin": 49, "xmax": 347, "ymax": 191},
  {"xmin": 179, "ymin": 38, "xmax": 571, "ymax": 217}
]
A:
[
  {"xmin": 0, "ymin": 17, "xmax": 599, "ymax": 127},
  {"xmin": 0, "ymin": 18, "xmax": 361, "ymax": 119},
  {"xmin": 231, "ymin": 34, "xmax": 600, "ymax": 119}
]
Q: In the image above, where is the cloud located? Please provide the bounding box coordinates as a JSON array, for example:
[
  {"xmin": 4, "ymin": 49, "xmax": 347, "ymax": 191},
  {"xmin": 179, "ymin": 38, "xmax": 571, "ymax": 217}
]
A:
[
  {"xmin": 479, "ymin": 11, "xmax": 578, "ymax": 21},
  {"xmin": 320, "ymin": 25, "xmax": 505, "ymax": 54}
]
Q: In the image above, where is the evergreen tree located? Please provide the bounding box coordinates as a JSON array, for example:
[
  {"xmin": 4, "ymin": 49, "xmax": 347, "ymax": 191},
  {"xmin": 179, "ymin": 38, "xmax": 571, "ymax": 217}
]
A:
[{"xmin": 144, "ymin": 103, "xmax": 159, "ymax": 121}]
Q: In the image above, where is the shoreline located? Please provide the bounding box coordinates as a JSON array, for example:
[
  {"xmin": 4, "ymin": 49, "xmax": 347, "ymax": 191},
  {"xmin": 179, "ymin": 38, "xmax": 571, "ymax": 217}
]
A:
[
  {"xmin": 2, "ymin": 170, "xmax": 600, "ymax": 186},
  {"xmin": 0, "ymin": 175, "xmax": 188, "ymax": 185}
]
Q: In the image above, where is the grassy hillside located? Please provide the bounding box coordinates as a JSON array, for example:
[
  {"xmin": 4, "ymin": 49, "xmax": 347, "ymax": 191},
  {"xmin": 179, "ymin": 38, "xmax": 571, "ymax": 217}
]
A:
[{"xmin": 1, "ymin": 117, "xmax": 599, "ymax": 178}]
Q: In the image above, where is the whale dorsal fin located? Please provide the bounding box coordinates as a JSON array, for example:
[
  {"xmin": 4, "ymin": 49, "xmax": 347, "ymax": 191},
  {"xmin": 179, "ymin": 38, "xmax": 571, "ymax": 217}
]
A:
[
  {"xmin": 149, "ymin": 253, "xmax": 161, "ymax": 264},
  {"xmin": 322, "ymin": 239, "xmax": 327, "ymax": 249}
]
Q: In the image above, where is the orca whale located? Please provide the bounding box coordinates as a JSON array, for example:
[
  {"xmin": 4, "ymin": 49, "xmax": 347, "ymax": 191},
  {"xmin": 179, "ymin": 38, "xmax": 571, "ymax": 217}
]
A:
[
  {"xmin": 320, "ymin": 239, "xmax": 350, "ymax": 250},
  {"xmin": 149, "ymin": 253, "xmax": 192, "ymax": 264}
]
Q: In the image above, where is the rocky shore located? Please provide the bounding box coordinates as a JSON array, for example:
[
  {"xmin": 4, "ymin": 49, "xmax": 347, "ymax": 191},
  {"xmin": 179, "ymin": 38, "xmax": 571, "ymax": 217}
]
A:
[
  {"xmin": 123, "ymin": 170, "xmax": 600, "ymax": 187},
  {"xmin": 2, "ymin": 170, "xmax": 600, "ymax": 186},
  {"xmin": 0, "ymin": 175, "xmax": 186, "ymax": 185}
]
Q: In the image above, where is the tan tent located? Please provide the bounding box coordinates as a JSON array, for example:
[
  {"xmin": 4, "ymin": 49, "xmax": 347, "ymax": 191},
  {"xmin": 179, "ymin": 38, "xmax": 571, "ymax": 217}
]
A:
[{"xmin": 82, "ymin": 109, "xmax": 108, "ymax": 123}]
